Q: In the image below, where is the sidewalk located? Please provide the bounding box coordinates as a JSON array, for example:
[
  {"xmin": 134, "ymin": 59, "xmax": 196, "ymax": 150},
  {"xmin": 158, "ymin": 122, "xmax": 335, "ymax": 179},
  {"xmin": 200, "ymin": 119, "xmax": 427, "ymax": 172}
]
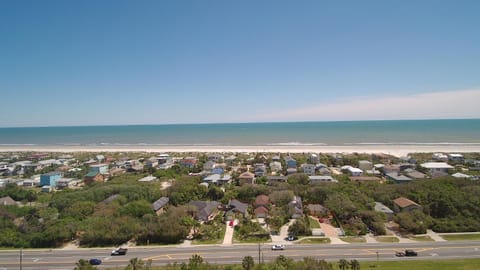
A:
[{"xmin": 426, "ymin": 230, "xmax": 446, "ymax": 242}]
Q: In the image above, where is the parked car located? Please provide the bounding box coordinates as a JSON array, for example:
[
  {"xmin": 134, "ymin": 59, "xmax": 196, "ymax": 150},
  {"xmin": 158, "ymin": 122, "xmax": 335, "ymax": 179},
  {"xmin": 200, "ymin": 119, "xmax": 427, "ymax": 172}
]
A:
[
  {"xmin": 89, "ymin": 258, "xmax": 102, "ymax": 265},
  {"xmin": 271, "ymin": 244, "xmax": 285, "ymax": 250},
  {"xmin": 111, "ymin": 247, "xmax": 128, "ymax": 256}
]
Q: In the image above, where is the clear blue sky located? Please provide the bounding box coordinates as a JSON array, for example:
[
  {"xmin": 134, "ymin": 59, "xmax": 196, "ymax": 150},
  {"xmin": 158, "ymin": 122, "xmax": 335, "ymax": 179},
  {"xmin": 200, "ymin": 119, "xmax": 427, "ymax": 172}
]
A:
[{"xmin": 1, "ymin": 0, "xmax": 479, "ymax": 127}]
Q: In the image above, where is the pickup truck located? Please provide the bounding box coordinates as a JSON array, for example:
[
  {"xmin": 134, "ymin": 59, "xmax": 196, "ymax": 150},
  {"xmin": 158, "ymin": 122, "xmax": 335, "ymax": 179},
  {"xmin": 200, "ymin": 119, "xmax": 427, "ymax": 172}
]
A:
[{"xmin": 111, "ymin": 247, "xmax": 128, "ymax": 256}]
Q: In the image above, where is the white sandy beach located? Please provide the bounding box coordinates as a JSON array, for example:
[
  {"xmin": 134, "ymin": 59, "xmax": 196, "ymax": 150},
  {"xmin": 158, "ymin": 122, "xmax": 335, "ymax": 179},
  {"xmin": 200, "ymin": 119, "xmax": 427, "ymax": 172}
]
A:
[{"xmin": 1, "ymin": 145, "xmax": 480, "ymax": 157}]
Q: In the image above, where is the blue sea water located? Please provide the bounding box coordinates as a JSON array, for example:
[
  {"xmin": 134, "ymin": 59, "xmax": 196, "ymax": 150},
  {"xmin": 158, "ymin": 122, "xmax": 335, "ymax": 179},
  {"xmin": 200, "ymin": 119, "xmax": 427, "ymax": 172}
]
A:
[{"xmin": 0, "ymin": 119, "xmax": 479, "ymax": 146}]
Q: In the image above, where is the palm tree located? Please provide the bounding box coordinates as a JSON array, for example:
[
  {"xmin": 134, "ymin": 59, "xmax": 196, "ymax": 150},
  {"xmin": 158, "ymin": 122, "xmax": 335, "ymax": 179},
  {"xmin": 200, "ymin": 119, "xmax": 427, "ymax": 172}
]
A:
[
  {"xmin": 350, "ymin": 259, "xmax": 360, "ymax": 270},
  {"xmin": 125, "ymin": 257, "xmax": 145, "ymax": 270},
  {"xmin": 338, "ymin": 259, "xmax": 348, "ymax": 270},
  {"xmin": 242, "ymin": 255, "xmax": 255, "ymax": 270}
]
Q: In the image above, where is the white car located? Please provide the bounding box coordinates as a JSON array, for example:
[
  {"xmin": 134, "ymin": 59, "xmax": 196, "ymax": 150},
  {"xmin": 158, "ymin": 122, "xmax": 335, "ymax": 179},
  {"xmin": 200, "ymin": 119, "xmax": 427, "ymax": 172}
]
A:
[{"xmin": 271, "ymin": 244, "xmax": 285, "ymax": 250}]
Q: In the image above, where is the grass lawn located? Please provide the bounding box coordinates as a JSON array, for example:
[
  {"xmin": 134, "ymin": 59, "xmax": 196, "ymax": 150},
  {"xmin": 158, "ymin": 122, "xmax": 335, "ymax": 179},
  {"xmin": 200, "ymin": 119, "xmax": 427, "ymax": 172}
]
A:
[
  {"xmin": 192, "ymin": 238, "xmax": 223, "ymax": 245},
  {"xmin": 233, "ymin": 231, "xmax": 271, "ymax": 244},
  {"xmin": 340, "ymin": 236, "xmax": 366, "ymax": 243},
  {"xmin": 374, "ymin": 236, "xmax": 399, "ymax": 243},
  {"xmin": 308, "ymin": 216, "xmax": 321, "ymax": 229},
  {"xmin": 360, "ymin": 258, "xmax": 480, "ymax": 270},
  {"xmin": 409, "ymin": 235, "xmax": 434, "ymax": 241},
  {"xmin": 298, "ymin": 237, "xmax": 331, "ymax": 244},
  {"xmin": 441, "ymin": 233, "xmax": 480, "ymax": 241}
]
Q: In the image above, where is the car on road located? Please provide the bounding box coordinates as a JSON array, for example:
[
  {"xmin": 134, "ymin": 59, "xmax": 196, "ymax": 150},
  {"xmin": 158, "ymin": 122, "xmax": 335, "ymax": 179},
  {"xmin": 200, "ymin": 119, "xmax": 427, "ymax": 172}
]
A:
[
  {"xmin": 89, "ymin": 258, "xmax": 102, "ymax": 265},
  {"xmin": 271, "ymin": 244, "xmax": 285, "ymax": 250},
  {"xmin": 111, "ymin": 247, "xmax": 128, "ymax": 256},
  {"xmin": 405, "ymin": 249, "xmax": 418, "ymax": 256},
  {"xmin": 395, "ymin": 249, "xmax": 418, "ymax": 257},
  {"xmin": 286, "ymin": 235, "xmax": 297, "ymax": 241}
]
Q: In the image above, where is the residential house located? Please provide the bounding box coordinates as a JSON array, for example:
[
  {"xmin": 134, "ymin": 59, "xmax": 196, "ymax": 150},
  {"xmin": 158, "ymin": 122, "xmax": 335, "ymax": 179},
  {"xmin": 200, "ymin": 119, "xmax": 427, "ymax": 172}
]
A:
[
  {"xmin": 109, "ymin": 167, "xmax": 126, "ymax": 176},
  {"xmin": 88, "ymin": 164, "xmax": 109, "ymax": 175},
  {"xmin": 202, "ymin": 174, "xmax": 232, "ymax": 185},
  {"xmin": 341, "ymin": 166, "xmax": 363, "ymax": 176},
  {"xmin": 266, "ymin": 175, "xmax": 288, "ymax": 185},
  {"xmin": 212, "ymin": 164, "xmax": 225, "ymax": 175},
  {"xmin": 358, "ymin": 160, "xmax": 373, "ymax": 171},
  {"xmin": 152, "ymin": 197, "xmax": 169, "ymax": 215},
  {"xmin": 269, "ymin": 161, "xmax": 282, "ymax": 173},
  {"xmin": 225, "ymin": 199, "xmax": 249, "ymax": 220},
  {"xmin": 386, "ymin": 172, "xmax": 413, "ymax": 184},
  {"xmin": 309, "ymin": 175, "xmax": 338, "ymax": 184},
  {"xmin": 238, "ymin": 171, "xmax": 255, "ymax": 185},
  {"xmin": 271, "ymin": 155, "xmax": 281, "ymax": 162},
  {"xmin": 208, "ymin": 154, "xmax": 224, "ymax": 163},
  {"xmin": 189, "ymin": 200, "xmax": 220, "ymax": 222},
  {"xmin": 448, "ymin": 153, "xmax": 464, "ymax": 163},
  {"xmin": 157, "ymin": 154, "xmax": 173, "ymax": 169},
  {"xmin": 254, "ymin": 206, "xmax": 269, "ymax": 219},
  {"xmin": 288, "ymin": 196, "xmax": 303, "ymax": 219},
  {"xmin": 40, "ymin": 171, "xmax": 62, "ymax": 187},
  {"xmin": 420, "ymin": 162, "xmax": 453, "ymax": 177},
  {"xmin": 144, "ymin": 157, "xmax": 159, "ymax": 168},
  {"xmin": 254, "ymin": 164, "xmax": 267, "ymax": 177},
  {"xmin": 374, "ymin": 202, "xmax": 394, "ymax": 221},
  {"xmin": 23, "ymin": 178, "xmax": 40, "ymax": 187},
  {"xmin": 432, "ymin": 153, "xmax": 448, "ymax": 161},
  {"xmin": 309, "ymin": 153, "xmax": 319, "ymax": 164},
  {"xmin": 285, "ymin": 157, "xmax": 297, "ymax": 169},
  {"xmin": 393, "ymin": 197, "xmax": 422, "ymax": 213},
  {"xmin": 125, "ymin": 160, "xmax": 144, "ymax": 172},
  {"xmin": 56, "ymin": 178, "xmax": 77, "ymax": 189},
  {"xmin": 181, "ymin": 157, "xmax": 198, "ymax": 169},
  {"xmin": 301, "ymin": 164, "xmax": 316, "ymax": 176},
  {"xmin": 84, "ymin": 172, "xmax": 106, "ymax": 185}
]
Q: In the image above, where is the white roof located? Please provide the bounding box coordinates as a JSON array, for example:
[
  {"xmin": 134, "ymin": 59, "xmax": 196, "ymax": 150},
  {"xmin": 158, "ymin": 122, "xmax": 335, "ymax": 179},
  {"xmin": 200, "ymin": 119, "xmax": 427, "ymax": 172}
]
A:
[
  {"xmin": 452, "ymin": 172, "xmax": 472, "ymax": 178},
  {"xmin": 348, "ymin": 167, "xmax": 363, "ymax": 173},
  {"xmin": 138, "ymin": 175, "xmax": 158, "ymax": 182},
  {"xmin": 448, "ymin": 153, "xmax": 464, "ymax": 158},
  {"xmin": 421, "ymin": 162, "xmax": 454, "ymax": 169}
]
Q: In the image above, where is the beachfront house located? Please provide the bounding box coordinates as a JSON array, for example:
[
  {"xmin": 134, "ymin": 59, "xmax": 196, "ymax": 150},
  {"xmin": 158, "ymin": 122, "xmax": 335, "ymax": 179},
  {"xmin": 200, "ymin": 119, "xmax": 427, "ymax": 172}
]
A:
[
  {"xmin": 40, "ymin": 171, "xmax": 62, "ymax": 187},
  {"xmin": 309, "ymin": 153, "xmax": 320, "ymax": 164},
  {"xmin": 420, "ymin": 162, "xmax": 454, "ymax": 177},
  {"xmin": 285, "ymin": 157, "xmax": 297, "ymax": 169},
  {"xmin": 358, "ymin": 160, "xmax": 373, "ymax": 171},
  {"xmin": 181, "ymin": 157, "xmax": 198, "ymax": 169}
]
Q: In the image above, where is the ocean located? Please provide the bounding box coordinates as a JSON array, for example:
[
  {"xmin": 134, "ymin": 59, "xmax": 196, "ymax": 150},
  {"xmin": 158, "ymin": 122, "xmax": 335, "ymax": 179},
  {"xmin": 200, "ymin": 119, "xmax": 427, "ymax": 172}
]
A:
[{"xmin": 0, "ymin": 119, "xmax": 479, "ymax": 147}]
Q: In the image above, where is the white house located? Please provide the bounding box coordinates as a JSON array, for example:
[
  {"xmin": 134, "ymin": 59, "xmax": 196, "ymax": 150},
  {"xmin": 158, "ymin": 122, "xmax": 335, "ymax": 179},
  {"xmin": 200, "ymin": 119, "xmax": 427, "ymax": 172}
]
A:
[
  {"xmin": 341, "ymin": 165, "xmax": 363, "ymax": 176},
  {"xmin": 269, "ymin": 161, "xmax": 283, "ymax": 173},
  {"xmin": 309, "ymin": 175, "xmax": 338, "ymax": 184},
  {"xmin": 420, "ymin": 162, "xmax": 453, "ymax": 176}
]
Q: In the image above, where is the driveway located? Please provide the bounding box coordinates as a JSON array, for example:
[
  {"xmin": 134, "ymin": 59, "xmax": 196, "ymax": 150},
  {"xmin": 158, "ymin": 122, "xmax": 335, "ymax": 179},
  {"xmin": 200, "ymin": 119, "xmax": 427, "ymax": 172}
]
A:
[
  {"xmin": 222, "ymin": 219, "xmax": 237, "ymax": 245},
  {"xmin": 271, "ymin": 219, "xmax": 295, "ymax": 244}
]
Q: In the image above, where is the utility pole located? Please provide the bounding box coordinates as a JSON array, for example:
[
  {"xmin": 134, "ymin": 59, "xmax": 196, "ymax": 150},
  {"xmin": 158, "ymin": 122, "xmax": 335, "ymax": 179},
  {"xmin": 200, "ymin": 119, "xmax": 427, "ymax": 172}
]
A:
[
  {"xmin": 258, "ymin": 243, "xmax": 261, "ymax": 264},
  {"xmin": 20, "ymin": 247, "xmax": 23, "ymax": 270}
]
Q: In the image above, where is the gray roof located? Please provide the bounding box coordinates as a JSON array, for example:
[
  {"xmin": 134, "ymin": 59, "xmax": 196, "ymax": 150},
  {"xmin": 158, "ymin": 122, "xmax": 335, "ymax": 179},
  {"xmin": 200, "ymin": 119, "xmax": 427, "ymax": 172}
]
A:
[
  {"xmin": 386, "ymin": 172, "xmax": 412, "ymax": 182},
  {"xmin": 228, "ymin": 199, "xmax": 248, "ymax": 214},
  {"xmin": 152, "ymin": 197, "xmax": 170, "ymax": 211},
  {"xmin": 374, "ymin": 202, "xmax": 394, "ymax": 214},
  {"xmin": 190, "ymin": 200, "xmax": 220, "ymax": 221}
]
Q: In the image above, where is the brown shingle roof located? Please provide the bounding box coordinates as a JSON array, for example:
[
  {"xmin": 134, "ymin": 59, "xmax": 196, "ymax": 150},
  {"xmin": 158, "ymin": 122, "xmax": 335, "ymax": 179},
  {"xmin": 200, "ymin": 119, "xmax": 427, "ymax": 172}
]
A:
[
  {"xmin": 393, "ymin": 197, "xmax": 419, "ymax": 208},
  {"xmin": 255, "ymin": 194, "xmax": 269, "ymax": 206}
]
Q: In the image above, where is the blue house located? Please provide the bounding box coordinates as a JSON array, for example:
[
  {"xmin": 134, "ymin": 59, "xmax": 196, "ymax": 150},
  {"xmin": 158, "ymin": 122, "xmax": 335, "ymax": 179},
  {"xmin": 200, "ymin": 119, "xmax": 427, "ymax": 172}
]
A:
[
  {"xmin": 40, "ymin": 171, "xmax": 62, "ymax": 187},
  {"xmin": 285, "ymin": 157, "xmax": 297, "ymax": 169}
]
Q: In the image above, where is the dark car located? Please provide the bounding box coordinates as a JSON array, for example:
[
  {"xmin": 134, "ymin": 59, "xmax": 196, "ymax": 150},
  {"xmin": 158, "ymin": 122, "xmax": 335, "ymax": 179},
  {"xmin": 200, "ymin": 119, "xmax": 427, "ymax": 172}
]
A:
[
  {"xmin": 405, "ymin": 249, "xmax": 418, "ymax": 256},
  {"xmin": 89, "ymin": 258, "xmax": 102, "ymax": 265},
  {"xmin": 395, "ymin": 252, "xmax": 405, "ymax": 257},
  {"xmin": 286, "ymin": 235, "xmax": 297, "ymax": 241}
]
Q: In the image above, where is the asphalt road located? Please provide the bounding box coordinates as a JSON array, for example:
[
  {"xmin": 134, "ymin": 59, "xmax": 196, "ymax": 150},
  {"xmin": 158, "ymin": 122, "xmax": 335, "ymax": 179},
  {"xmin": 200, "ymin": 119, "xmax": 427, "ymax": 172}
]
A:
[{"xmin": 2, "ymin": 241, "xmax": 480, "ymax": 270}]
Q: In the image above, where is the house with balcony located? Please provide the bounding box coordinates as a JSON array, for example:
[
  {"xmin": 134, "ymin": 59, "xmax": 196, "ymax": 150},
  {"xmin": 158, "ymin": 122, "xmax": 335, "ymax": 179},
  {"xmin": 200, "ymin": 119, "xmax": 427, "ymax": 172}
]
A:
[{"xmin": 301, "ymin": 164, "xmax": 316, "ymax": 176}]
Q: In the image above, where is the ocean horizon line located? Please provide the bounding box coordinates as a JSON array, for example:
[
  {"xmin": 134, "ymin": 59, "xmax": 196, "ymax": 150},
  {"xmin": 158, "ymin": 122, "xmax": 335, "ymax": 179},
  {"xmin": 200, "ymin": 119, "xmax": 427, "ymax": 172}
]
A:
[{"xmin": 1, "ymin": 117, "xmax": 480, "ymax": 129}]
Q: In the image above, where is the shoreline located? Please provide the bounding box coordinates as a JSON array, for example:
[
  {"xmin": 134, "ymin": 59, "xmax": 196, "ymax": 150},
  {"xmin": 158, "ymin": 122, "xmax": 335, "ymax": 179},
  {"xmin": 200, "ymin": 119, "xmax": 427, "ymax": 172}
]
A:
[{"xmin": 1, "ymin": 145, "xmax": 480, "ymax": 157}]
